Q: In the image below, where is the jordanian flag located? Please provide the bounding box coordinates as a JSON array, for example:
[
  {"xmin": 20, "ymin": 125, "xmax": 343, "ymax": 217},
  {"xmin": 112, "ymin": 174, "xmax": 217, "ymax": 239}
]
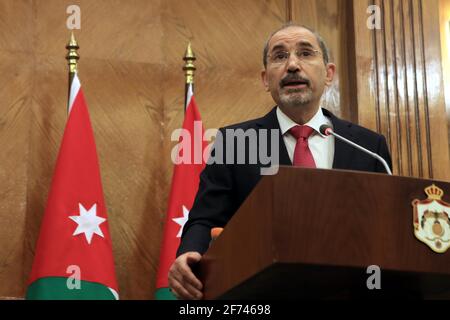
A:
[
  {"xmin": 26, "ymin": 73, "xmax": 119, "ymax": 300},
  {"xmin": 155, "ymin": 84, "xmax": 207, "ymax": 299}
]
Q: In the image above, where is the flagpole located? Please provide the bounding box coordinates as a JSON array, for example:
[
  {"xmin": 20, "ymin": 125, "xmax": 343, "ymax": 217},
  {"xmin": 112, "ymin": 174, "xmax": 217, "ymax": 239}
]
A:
[
  {"xmin": 183, "ymin": 42, "xmax": 196, "ymax": 111},
  {"xmin": 65, "ymin": 32, "xmax": 79, "ymax": 113}
]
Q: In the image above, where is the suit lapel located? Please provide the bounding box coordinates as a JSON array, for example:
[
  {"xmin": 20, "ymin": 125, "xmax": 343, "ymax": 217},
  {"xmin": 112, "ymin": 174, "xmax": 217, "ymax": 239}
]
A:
[
  {"xmin": 256, "ymin": 107, "xmax": 292, "ymax": 166},
  {"xmin": 323, "ymin": 109, "xmax": 357, "ymax": 170}
]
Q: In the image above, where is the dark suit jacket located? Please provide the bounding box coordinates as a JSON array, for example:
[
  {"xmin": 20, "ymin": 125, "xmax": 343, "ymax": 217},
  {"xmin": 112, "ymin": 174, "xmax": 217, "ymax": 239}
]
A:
[{"xmin": 177, "ymin": 107, "xmax": 392, "ymax": 256}]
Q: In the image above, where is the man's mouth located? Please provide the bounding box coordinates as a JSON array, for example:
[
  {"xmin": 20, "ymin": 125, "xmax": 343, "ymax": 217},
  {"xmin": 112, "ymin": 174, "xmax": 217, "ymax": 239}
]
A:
[{"xmin": 281, "ymin": 78, "xmax": 310, "ymax": 89}]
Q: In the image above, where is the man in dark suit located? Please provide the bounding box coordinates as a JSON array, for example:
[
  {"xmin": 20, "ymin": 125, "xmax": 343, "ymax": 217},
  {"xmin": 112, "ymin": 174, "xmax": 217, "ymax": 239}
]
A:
[{"xmin": 168, "ymin": 24, "xmax": 392, "ymax": 300}]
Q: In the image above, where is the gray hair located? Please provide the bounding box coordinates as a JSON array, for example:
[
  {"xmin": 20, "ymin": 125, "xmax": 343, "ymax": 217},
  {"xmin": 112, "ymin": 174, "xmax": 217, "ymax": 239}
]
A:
[{"xmin": 263, "ymin": 23, "xmax": 330, "ymax": 68}]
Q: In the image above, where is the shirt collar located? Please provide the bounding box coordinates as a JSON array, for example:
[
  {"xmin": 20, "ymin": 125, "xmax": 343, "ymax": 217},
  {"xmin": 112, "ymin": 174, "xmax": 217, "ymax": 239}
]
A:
[{"xmin": 276, "ymin": 106, "xmax": 331, "ymax": 137}]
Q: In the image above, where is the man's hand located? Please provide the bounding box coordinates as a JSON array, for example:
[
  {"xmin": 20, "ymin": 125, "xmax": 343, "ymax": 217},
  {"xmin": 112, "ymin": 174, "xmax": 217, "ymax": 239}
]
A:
[{"xmin": 168, "ymin": 251, "xmax": 203, "ymax": 300}]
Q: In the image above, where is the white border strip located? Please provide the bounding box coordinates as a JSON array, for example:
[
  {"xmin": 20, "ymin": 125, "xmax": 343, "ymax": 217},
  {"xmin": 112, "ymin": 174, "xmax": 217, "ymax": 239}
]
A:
[
  {"xmin": 108, "ymin": 287, "xmax": 119, "ymax": 300},
  {"xmin": 68, "ymin": 73, "xmax": 81, "ymax": 114},
  {"xmin": 186, "ymin": 83, "xmax": 193, "ymax": 109}
]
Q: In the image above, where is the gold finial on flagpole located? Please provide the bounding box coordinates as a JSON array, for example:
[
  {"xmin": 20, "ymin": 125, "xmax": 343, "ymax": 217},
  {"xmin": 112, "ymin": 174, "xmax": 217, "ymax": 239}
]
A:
[
  {"xmin": 65, "ymin": 32, "xmax": 79, "ymax": 112},
  {"xmin": 183, "ymin": 42, "xmax": 196, "ymax": 85},
  {"xmin": 66, "ymin": 31, "xmax": 79, "ymax": 75}
]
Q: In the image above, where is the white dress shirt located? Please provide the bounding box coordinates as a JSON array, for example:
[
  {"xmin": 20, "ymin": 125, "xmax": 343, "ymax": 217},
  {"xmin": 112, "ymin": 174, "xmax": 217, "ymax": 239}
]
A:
[{"xmin": 276, "ymin": 107, "xmax": 335, "ymax": 169}]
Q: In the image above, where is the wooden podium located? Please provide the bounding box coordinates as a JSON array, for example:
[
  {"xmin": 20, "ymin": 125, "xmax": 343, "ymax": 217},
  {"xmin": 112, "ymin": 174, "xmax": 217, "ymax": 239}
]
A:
[{"xmin": 197, "ymin": 167, "xmax": 450, "ymax": 299}]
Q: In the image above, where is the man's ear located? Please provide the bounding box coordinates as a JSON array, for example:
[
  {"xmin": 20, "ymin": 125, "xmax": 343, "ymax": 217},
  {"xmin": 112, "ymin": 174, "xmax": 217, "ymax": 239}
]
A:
[
  {"xmin": 261, "ymin": 69, "xmax": 270, "ymax": 92},
  {"xmin": 325, "ymin": 63, "xmax": 336, "ymax": 87}
]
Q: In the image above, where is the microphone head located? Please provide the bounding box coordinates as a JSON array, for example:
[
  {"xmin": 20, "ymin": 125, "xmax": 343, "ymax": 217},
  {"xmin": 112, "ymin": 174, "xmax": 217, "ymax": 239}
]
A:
[{"xmin": 320, "ymin": 124, "xmax": 333, "ymax": 136}]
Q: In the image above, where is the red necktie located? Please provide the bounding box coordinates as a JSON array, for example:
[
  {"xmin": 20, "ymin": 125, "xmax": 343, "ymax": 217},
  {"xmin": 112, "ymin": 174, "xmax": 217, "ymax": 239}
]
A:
[{"xmin": 290, "ymin": 125, "xmax": 316, "ymax": 168}]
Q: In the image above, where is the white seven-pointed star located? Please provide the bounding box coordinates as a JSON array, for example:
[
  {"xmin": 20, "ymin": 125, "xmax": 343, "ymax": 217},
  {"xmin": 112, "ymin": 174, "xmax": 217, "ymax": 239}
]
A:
[
  {"xmin": 69, "ymin": 203, "xmax": 106, "ymax": 244},
  {"xmin": 172, "ymin": 205, "xmax": 190, "ymax": 238}
]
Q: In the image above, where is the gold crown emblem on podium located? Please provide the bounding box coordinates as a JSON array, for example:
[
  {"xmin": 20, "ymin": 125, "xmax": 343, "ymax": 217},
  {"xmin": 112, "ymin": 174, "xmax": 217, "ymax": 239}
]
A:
[{"xmin": 425, "ymin": 184, "xmax": 444, "ymax": 200}]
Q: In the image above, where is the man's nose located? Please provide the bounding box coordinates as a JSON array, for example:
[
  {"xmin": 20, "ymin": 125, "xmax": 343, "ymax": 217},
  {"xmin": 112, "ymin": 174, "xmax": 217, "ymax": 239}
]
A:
[{"xmin": 286, "ymin": 53, "xmax": 302, "ymax": 72}]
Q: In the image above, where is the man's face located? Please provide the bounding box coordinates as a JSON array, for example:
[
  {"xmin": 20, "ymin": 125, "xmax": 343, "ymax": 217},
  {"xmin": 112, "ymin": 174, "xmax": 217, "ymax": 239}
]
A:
[{"xmin": 261, "ymin": 27, "xmax": 335, "ymax": 110}]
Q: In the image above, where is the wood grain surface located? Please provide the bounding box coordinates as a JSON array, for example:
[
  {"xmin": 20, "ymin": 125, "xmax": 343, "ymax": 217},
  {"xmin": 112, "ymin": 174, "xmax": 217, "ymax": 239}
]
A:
[{"xmin": 353, "ymin": 0, "xmax": 449, "ymax": 180}]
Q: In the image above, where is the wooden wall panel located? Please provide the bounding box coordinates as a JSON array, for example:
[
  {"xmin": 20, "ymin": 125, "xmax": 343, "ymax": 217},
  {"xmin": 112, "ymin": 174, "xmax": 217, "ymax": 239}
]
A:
[
  {"xmin": 0, "ymin": 0, "xmax": 33, "ymax": 53},
  {"xmin": 34, "ymin": 0, "xmax": 164, "ymax": 63},
  {"xmin": 353, "ymin": 0, "xmax": 450, "ymax": 181},
  {"xmin": 440, "ymin": 0, "xmax": 450, "ymax": 159},
  {"xmin": 402, "ymin": 0, "xmax": 421, "ymax": 176},
  {"xmin": 0, "ymin": 0, "xmax": 33, "ymax": 299},
  {"xmin": 421, "ymin": 0, "xmax": 450, "ymax": 180},
  {"xmin": 0, "ymin": 52, "xmax": 33, "ymax": 299}
]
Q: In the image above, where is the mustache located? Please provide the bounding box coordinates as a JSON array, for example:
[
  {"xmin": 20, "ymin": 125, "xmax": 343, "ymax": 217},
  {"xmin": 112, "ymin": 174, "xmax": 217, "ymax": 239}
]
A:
[{"xmin": 280, "ymin": 74, "xmax": 311, "ymax": 88}]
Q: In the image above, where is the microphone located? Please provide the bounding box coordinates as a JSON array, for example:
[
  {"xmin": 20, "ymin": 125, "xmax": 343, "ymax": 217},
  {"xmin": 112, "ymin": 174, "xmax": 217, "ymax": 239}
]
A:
[{"xmin": 319, "ymin": 124, "xmax": 392, "ymax": 175}]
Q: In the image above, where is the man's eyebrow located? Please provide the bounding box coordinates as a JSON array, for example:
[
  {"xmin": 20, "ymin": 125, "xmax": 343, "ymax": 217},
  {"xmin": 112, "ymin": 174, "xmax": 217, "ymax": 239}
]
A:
[
  {"xmin": 270, "ymin": 44, "xmax": 287, "ymax": 52},
  {"xmin": 270, "ymin": 41, "xmax": 317, "ymax": 52},
  {"xmin": 296, "ymin": 41, "xmax": 315, "ymax": 49}
]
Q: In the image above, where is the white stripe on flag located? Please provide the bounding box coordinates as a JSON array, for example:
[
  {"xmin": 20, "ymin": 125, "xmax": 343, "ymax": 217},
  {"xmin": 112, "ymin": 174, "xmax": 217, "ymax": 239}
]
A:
[
  {"xmin": 108, "ymin": 287, "xmax": 119, "ymax": 300},
  {"xmin": 186, "ymin": 83, "xmax": 193, "ymax": 109},
  {"xmin": 68, "ymin": 73, "xmax": 81, "ymax": 114}
]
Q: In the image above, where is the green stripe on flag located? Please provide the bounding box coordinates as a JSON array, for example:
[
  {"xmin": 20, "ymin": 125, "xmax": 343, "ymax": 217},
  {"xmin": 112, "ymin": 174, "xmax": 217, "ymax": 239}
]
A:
[
  {"xmin": 155, "ymin": 287, "xmax": 178, "ymax": 300},
  {"xmin": 26, "ymin": 277, "xmax": 117, "ymax": 300}
]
